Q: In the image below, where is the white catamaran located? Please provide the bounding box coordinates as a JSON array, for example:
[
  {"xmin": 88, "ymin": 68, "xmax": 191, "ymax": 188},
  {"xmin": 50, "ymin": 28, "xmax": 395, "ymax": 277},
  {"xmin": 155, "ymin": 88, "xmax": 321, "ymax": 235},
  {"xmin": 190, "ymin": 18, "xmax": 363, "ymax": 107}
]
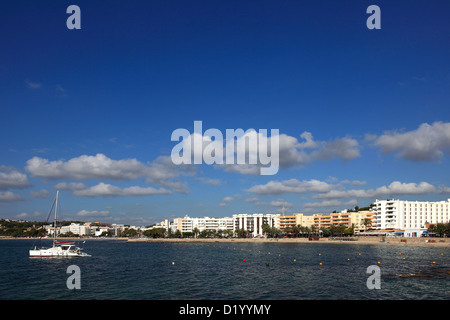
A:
[{"xmin": 29, "ymin": 191, "xmax": 91, "ymax": 257}]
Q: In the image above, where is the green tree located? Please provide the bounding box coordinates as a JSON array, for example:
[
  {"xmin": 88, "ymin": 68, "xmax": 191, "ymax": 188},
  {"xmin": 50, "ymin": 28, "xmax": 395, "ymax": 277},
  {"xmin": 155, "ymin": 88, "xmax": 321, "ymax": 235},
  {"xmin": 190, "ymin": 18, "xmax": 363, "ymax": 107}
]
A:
[
  {"xmin": 122, "ymin": 228, "xmax": 139, "ymax": 238},
  {"xmin": 143, "ymin": 228, "xmax": 166, "ymax": 238},
  {"xmin": 362, "ymin": 218, "xmax": 372, "ymax": 231},
  {"xmin": 262, "ymin": 224, "xmax": 281, "ymax": 238},
  {"xmin": 193, "ymin": 227, "xmax": 200, "ymax": 239},
  {"xmin": 235, "ymin": 228, "xmax": 249, "ymax": 238},
  {"xmin": 435, "ymin": 223, "xmax": 447, "ymax": 237}
]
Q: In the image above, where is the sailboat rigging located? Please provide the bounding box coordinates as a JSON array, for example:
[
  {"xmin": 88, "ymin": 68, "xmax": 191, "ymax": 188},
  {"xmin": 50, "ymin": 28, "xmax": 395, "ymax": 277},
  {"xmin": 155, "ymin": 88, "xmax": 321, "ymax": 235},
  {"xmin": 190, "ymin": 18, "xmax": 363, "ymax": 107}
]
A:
[{"xmin": 29, "ymin": 190, "xmax": 91, "ymax": 257}]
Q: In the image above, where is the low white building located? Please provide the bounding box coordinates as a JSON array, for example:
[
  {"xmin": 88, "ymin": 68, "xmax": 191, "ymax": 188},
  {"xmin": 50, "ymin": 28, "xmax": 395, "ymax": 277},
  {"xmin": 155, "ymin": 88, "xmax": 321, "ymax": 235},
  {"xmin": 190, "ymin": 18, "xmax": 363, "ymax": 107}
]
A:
[
  {"xmin": 404, "ymin": 228, "xmax": 428, "ymax": 238},
  {"xmin": 60, "ymin": 223, "xmax": 90, "ymax": 236},
  {"xmin": 149, "ymin": 220, "xmax": 171, "ymax": 231}
]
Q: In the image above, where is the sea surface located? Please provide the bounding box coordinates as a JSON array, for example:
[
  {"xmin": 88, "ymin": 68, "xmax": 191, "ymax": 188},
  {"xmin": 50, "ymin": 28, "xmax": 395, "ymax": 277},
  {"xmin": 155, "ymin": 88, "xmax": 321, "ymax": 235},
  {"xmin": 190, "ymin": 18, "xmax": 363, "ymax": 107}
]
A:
[{"xmin": 0, "ymin": 239, "xmax": 448, "ymax": 300}]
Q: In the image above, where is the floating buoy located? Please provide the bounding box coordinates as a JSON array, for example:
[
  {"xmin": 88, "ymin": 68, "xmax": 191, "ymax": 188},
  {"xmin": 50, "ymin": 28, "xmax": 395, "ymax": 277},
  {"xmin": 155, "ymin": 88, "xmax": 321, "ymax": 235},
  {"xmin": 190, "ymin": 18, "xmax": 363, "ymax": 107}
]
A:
[
  {"xmin": 318, "ymin": 253, "xmax": 321, "ymax": 256},
  {"xmin": 403, "ymin": 258, "xmax": 406, "ymax": 260},
  {"xmin": 293, "ymin": 259, "xmax": 296, "ymax": 262},
  {"xmin": 172, "ymin": 262, "xmax": 175, "ymax": 265},
  {"xmin": 265, "ymin": 262, "xmax": 270, "ymax": 267},
  {"xmin": 347, "ymin": 258, "xmax": 350, "ymax": 261},
  {"xmin": 441, "ymin": 253, "xmax": 444, "ymax": 256},
  {"xmin": 432, "ymin": 261, "xmax": 436, "ymax": 264},
  {"xmin": 377, "ymin": 261, "xmax": 381, "ymax": 265},
  {"xmin": 243, "ymin": 259, "xmax": 246, "ymax": 262},
  {"xmin": 268, "ymin": 252, "xmax": 270, "ymax": 255},
  {"xmin": 319, "ymin": 262, "xmax": 323, "ymax": 266},
  {"xmin": 278, "ymin": 254, "xmax": 281, "ymax": 257},
  {"xmin": 358, "ymin": 253, "xmax": 361, "ymax": 256},
  {"xmin": 399, "ymin": 253, "xmax": 402, "ymax": 255}
]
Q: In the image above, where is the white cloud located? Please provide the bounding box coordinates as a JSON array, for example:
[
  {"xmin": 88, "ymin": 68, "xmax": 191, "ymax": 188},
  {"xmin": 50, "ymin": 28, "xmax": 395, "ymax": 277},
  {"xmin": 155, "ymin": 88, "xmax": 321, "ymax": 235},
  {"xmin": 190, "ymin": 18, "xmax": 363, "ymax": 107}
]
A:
[
  {"xmin": 0, "ymin": 191, "xmax": 24, "ymax": 202},
  {"xmin": 26, "ymin": 153, "xmax": 149, "ymax": 180},
  {"xmin": 25, "ymin": 154, "xmax": 190, "ymax": 194},
  {"xmin": 247, "ymin": 178, "xmax": 334, "ymax": 195},
  {"xmin": 16, "ymin": 212, "xmax": 30, "ymax": 219},
  {"xmin": 278, "ymin": 132, "xmax": 360, "ymax": 168},
  {"xmin": 265, "ymin": 199, "xmax": 293, "ymax": 208},
  {"xmin": 304, "ymin": 199, "xmax": 358, "ymax": 209},
  {"xmin": 77, "ymin": 210, "xmax": 110, "ymax": 218},
  {"xmin": 340, "ymin": 180, "xmax": 366, "ymax": 186},
  {"xmin": 195, "ymin": 177, "xmax": 222, "ymax": 185},
  {"xmin": 25, "ymin": 80, "xmax": 41, "ymax": 89},
  {"xmin": 31, "ymin": 189, "xmax": 51, "ymax": 199},
  {"xmin": 315, "ymin": 181, "xmax": 438, "ymax": 200},
  {"xmin": 0, "ymin": 167, "xmax": 30, "ymax": 190},
  {"xmin": 73, "ymin": 182, "xmax": 172, "ymax": 197},
  {"xmin": 223, "ymin": 132, "xmax": 360, "ymax": 175},
  {"xmin": 438, "ymin": 186, "xmax": 450, "ymax": 194},
  {"xmin": 54, "ymin": 182, "xmax": 87, "ymax": 191},
  {"xmin": 304, "ymin": 200, "xmax": 343, "ymax": 208},
  {"xmin": 175, "ymin": 130, "xmax": 359, "ymax": 175},
  {"xmin": 310, "ymin": 137, "xmax": 360, "ymax": 161},
  {"xmin": 245, "ymin": 197, "xmax": 259, "ymax": 203},
  {"xmin": 373, "ymin": 121, "xmax": 450, "ymax": 161}
]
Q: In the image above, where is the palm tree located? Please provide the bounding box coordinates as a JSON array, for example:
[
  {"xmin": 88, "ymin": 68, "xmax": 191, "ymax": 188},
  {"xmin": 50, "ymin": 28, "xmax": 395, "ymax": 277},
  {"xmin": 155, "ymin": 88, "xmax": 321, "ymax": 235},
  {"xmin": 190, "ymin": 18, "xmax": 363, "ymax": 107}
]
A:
[
  {"xmin": 293, "ymin": 224, "xmax": 302, "ymax": 238},
  {"xmin": 310, "ymin": 225, "xmax": 317, "ymax": 237},
  {"xmin": 362, "ymin": 218, "xmax": 372, "ymax": 232},
  {"xmin": 193, "ymin": 227, "xmax": 199, "ymax": 239}
]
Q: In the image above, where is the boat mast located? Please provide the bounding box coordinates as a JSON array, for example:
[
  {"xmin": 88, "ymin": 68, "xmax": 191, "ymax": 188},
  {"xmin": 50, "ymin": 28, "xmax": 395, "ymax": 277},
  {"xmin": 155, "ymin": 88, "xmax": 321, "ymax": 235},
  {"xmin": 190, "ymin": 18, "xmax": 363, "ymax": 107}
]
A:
[{"xmin": 53, "ymin": 190, "xmax": 59, "ymax": 246}]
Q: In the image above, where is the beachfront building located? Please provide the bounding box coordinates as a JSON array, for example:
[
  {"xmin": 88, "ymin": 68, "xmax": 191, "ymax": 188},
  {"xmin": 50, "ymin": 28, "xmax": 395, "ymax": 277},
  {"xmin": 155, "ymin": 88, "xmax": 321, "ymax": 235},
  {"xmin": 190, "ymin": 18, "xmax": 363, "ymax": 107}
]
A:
[
  {"xmin": 373, "ymin": 199, "xmax": 450, "ymax": 230},
  {"xmin": 173, "ymin": 215, "xmax": 234, "ymax": 234},
  {"xmin": 275, "ymin": 213, "xmax": 314, "ymax": 230},
  {"xmin": 111, "ymin": 224, "xmax": 126, "ymax": 236},
  {"xmin": 147, "ymin": 220, "xmax": 171, "ymax": 231},
  {"xmin": 60, "ymin": 223, "xmax": 91, "ymax": 236},
  {"xmin": 233, "ymin": 213, "xmax": 279, "ymax": 237},
  {"xmin": 313, "ymin": 210, "xmax": 375, "ymax": 233}
]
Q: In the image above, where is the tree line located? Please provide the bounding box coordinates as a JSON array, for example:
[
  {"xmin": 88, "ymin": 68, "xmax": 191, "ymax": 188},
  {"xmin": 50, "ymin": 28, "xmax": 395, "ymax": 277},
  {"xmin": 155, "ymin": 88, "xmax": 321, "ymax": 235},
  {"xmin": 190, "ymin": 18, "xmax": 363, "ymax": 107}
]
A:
[
  {"xmin": 427, "ymin": 223, "xmax": 450, "ymax": 237},
  {"xmin": 141, "ymin": 223, "xmax": 366, "ymax": 239}
]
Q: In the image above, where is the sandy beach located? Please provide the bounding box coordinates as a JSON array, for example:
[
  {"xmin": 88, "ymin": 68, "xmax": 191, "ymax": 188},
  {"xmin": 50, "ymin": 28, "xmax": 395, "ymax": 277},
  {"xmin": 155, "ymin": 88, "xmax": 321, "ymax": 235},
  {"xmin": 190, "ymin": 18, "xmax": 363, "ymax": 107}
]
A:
[{"xmin": 126, "ymin": 236, "xmax": 450, "ymax": 247}]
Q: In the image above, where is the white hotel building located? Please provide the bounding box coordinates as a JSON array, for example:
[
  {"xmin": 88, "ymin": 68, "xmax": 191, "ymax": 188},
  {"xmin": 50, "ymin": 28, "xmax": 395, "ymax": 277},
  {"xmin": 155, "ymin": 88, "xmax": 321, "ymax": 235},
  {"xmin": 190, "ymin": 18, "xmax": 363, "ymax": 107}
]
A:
[
  {"xmin": 373, "ymin": 199, "xmax": 450, "ymax": 230},
  {"xmin": 171, "ymin": 213, "xmax": 279, "ymax": 237},
  {"xmin": 172, "ymin": 215, "xmax": 234, "ymax": 234},
  {"xmin": 233, "ymin": 213, "xmax": 279, "ymax": 237}
]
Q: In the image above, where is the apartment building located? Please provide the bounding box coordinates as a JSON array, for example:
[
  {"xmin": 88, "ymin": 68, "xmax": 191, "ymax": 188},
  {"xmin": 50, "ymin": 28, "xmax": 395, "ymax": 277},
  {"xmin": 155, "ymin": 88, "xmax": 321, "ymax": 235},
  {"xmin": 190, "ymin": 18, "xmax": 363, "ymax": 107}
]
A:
[
  {"xmin": 373, "ymin": 199, "xmax": 450, "ymax": 230},
  {"xmin": 232, "ymin": 213, "xmax": 279, "ymax": 237},
  {"xmin": 173, "ymin": 215, "xmax": 234, "ymax": 234},
  {"xmin": 60, "ymin": 223, "xmax": 91, "ymax": 236},
  {"xmin": 275, "ymin": 213, "xmax": 314, "ymax": 230},
  {"xmin": 313, "ymin": 210, "xmax": 374, "ymax": 233}
]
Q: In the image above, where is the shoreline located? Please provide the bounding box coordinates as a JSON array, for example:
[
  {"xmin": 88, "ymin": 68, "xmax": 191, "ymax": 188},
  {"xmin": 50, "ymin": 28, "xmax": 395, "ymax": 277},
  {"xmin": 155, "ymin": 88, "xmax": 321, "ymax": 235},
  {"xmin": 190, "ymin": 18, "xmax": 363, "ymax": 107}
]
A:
[
  {"xmin": 2, "ymin": 236, "xmax": 448, "ymax": 247},
  {"xmin": 126, "ymin": 237, "xmax": 450, "ymax": 247}
]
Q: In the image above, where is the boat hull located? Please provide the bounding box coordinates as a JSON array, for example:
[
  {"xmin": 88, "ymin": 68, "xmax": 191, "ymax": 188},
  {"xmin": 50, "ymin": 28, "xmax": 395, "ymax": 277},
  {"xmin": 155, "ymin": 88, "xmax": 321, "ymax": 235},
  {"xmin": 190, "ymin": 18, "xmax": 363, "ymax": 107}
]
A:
[{"xmin": 29, "ymin": 247, "xmax": 90, "ymax": 257}]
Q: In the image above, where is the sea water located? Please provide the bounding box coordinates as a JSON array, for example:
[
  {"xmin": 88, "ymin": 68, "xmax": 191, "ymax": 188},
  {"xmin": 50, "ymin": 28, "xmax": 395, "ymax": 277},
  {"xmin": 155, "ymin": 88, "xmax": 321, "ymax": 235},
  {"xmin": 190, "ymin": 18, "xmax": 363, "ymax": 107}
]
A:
[{"xmin": 0, "ymin": 239, "xmax": 448, "ymax": 300}]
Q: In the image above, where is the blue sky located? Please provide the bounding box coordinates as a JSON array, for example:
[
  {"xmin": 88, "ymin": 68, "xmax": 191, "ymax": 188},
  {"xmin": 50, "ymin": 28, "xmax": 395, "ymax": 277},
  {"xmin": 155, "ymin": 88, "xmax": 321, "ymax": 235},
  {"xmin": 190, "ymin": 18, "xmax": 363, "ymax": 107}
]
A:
[{"xmin": 1, "ymin": 0, "xmax": 450, "ymax": 225}]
